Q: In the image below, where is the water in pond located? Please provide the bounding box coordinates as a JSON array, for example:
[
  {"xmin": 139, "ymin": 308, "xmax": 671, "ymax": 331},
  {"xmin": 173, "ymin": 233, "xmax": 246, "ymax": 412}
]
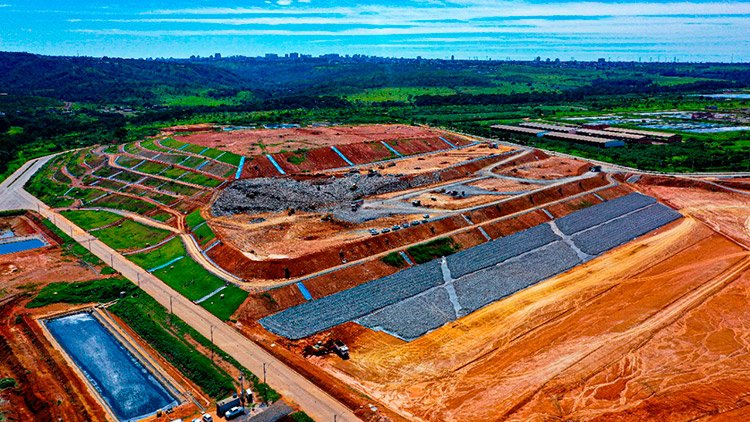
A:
[
  {"xmin": 0, "ymin": 238, "xmax": 46, "ymax": 255},
  {"xmin": 700, "ymin": 93, "xmax": 750, "ymax": 99},
  {"xmin": 46, "ymin": 313, "xmax": 178, "ymax": 421}
]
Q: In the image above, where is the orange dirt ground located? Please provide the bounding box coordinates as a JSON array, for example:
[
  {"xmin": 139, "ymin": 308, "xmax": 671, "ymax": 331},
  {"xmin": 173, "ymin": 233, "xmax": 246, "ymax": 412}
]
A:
[
  {"xmin": 637, "ymin": 182, "xmax": 750, "ymax": 248},
  {"xmin": 467, "ymin": 177, "xmax": 544, "ymax": 193},
  {"xmin": 410, "ymin": 192, "xmax": 507, "ymax": 210},
  {"xmin": 175, "ymin": 124, "xmax": 451, "ymax": 156},
  {"xmin": 371, "ymin": 144, "xmax": 512, "ymax": 176},
  {"xmin": 306, "ymin": 212, "xmax": 750, "ymax": 421},
  {"xmin": 210, "ymin": 211, "xmax": 423, "ymax": 260},
  {"xmin": 496, "ymin": 155, "xmax": 591, "ymax": 179},
  {"xmin": 0, "ymin": 215, "xmax": 103, "ymax": 294}
]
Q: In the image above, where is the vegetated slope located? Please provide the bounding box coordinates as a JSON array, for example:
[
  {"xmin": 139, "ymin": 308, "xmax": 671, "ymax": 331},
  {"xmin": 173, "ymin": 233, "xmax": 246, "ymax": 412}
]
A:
[{"xmin": 0, "ymin": 52, "xmax": 245, "ymax": 103}]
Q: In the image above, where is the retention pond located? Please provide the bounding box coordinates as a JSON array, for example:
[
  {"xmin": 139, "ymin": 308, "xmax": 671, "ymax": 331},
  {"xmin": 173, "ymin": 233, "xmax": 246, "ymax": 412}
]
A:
[
  {"xmin": 0, "ymin": 237, "xmax": 47, "ymax": 255},
  {"xmin": 45, "ymin": 312, "xmax": 178, "ymax": 421}
]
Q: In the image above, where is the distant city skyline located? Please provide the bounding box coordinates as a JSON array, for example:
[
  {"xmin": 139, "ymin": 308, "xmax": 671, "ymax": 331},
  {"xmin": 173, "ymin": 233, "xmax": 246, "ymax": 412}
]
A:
[{"xmin": 1, "ymin": 0, "xmax": 749, "ymax": 62}]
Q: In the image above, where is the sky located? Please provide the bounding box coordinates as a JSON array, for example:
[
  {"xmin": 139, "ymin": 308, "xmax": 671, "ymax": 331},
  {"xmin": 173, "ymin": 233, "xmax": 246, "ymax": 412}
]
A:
[{"xmin": 1, "ymin": 0, "xmax": 749, "ymax": 62}]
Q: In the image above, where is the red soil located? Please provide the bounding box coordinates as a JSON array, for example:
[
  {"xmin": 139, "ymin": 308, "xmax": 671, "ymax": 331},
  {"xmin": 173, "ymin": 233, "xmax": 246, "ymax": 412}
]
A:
[
  {"xmin": 176, "ymin": 124, "xmax": 448, "ymax": 156},
  {"xmin": 466, "ymin": 173, "xmax": 610, "ymax": 224},
  {"xmin": 636, "ymin": 177, "xmax": 750, "ymax": 248},
  {"xmin": 334, "ymin": 142, "xmax": 394, "ymax": 165},
  {"xmin": 496, "ymin": 155, "xmax": 591, "ymax": 180},
  {"xmin": 386, "ymin": 138, "xmax": 449, "ymax": 156},
  {"xmin": 480, "ymin": 210, "xmax": 551, "ymax": 239},
  {"xmin": 273, "ymin": 147, "xmax": 349, "ymax": 174},
  {"xmin": 208, "ymin": 215, "xmax": 471, "ymax": 281},
  {"xmin": 241, "ymin": 155, "xmax": 282, "ymax": 178}
]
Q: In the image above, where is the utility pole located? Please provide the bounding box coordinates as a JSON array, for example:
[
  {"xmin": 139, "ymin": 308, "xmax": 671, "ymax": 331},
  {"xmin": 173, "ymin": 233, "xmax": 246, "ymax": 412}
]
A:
[
  {"xmin": 238, "ymin": 371, "xmax": 245, "ymax": 404},
  {"xmin": 262, "ymin": 362, "xmax": 267, "ymax": 384},
  {"xmin": 169, "ymin": 295, "xmax": 173, "ymax": 314},
  {"xmin": 210, "ymin": 325, "xmax": 215, "ymax": 362}
]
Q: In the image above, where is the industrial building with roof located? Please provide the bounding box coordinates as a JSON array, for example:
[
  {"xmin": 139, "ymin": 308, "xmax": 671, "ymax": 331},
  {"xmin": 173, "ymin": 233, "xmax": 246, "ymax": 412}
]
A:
[
  {"xmin": 603, "ymin": 127, "xmax": 683, "ymax": 143},
  {"xmin": 491, "ymin": 124, "xmax": 626, "ymax": 148},
  {"xmin": 492, "ymin": 120, "xmax": 682, "ymax": 147}
]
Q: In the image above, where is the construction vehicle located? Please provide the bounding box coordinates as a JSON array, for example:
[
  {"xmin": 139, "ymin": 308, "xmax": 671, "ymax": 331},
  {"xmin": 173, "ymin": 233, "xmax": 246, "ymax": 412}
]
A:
[{"xmin": 332, "ymin": 340, "xmax": 350, "ymax": 360}]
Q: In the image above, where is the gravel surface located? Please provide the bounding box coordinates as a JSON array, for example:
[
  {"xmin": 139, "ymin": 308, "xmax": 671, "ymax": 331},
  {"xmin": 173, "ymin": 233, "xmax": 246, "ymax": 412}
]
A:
[
  {"xmin": 357, "ymin": 287, "xmax": 456, "ymax": 341},
  {"xmin": 571, "ymin": 203, "xmax": 681, "ymax": 255},
  {"xmin": 260, "ymin": 261, "xmax": 443, "ymax": 339},
  {"xmin": 446, "ymin": 223, "xmax": 559, "ymax": 278},
  {"xmin": 454, "ymin": 241, "xmax": 582, "ymax": 314},
  {"xmin": 212, "ymin": 172, "xmax": 438, "ymax": 217},
  {"xmin": 556, "ymin": 192, "xmax": 656, "ymax": 235}
]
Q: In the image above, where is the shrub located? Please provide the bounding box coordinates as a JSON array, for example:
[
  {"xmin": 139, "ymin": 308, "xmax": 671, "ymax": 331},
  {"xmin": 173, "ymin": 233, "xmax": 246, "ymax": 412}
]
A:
[
  {"xmin": 381, "ymin": 252, "xmax": 406, "ymax": 268},
  {"xmin": 27, "ymin": 278, "xmax": 135, "ymax": 308},
  {"xmin": 407, "ymin": 237, "xmax": 461, "ymax": 264}
]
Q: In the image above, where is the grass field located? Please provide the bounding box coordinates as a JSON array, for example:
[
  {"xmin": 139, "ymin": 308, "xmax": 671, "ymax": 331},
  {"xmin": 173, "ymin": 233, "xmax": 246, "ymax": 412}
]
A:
[
  {"xmin": 87, "ymin": 218, "xmax": 171, "ymax": 251},
  {"xmin": 24, "ymin": 155, "xmax": 76, "ymax": 208},
  {"xmin": 151, "ymin": 257, "xmax": 224, "ymax": 301},
  {"xmin": 125, "ymin": 236, "xmax": 246, "ymax": 319},
  {"xmin": 127, "ymin": 237, "xmax": 185, "ymax": 269},
  {"xmin": 192, "ymin": 223, "xmax": 216, "ymax": 245},
  {"xmin": 92, "ymin": 194, "xmax": 158, "ymax": 214},
  {"xmin": 41, "ymin": 218, "xmax": 108, "ymax": 269},
  {"xmin": 185, "ymin": 209, "xmax": 205, "ymax": 229},
  {"xmin": 27, "ymin": 277, "xmax": 134, "ymax": 308},
  {"xmin": 199, "ymin": 285, "xmax": 249, "ymax": 321},
  {"xmin": 60, "ymin": 209, "xmax": 123, "ymax": 230}
]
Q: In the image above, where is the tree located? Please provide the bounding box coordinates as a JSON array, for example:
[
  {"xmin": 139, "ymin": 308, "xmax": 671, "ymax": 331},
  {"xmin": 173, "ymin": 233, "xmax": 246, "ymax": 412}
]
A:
[{"xmin": 0, "ymin": 115, "xmax": 10, "ymax": 134}]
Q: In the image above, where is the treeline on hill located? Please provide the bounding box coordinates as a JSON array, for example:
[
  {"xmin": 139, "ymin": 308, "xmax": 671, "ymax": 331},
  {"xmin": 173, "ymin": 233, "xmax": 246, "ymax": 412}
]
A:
[
  {"xmin": 0, "ymin": 51, "xmax": 749, "ymax": 178},
  {"xmin": 2, "ymin": 51, "xmax": 749, "ymax": 104}
]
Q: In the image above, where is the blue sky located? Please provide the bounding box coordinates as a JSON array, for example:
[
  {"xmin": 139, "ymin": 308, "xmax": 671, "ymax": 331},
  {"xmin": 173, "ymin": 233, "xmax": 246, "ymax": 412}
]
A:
[{"xmin": 1, "ymin": 0, "xmax": 749, "ymax": 61}]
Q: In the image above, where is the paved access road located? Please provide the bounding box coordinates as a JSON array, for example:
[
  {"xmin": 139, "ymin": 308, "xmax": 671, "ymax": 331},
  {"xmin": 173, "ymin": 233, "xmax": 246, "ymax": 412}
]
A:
[{"xmin": 0, "ymin": 156, "xmax": 360, "ymax": 422}]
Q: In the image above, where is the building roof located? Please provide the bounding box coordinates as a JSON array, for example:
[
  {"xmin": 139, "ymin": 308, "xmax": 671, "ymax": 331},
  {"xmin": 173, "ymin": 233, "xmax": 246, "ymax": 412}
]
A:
[
  {"xmin": 492, "ymin": 124, "xmax": 623, "ymax": 147},
  {"xmin": 604, "ymin": 127, "xmax": 679, "ymax": 138},
  {"xmin": 520, "ymin": 122, "xmax": 644, "ymax": 140},
  {"xmin": 490, "ymin": 124, "xmax": 544, "ymax": 135}
]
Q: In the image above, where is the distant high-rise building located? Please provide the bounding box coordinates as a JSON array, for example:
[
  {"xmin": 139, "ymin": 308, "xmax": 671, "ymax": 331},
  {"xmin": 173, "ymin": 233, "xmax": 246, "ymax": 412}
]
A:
[
  {"xmin": 289, "ymin": 52, "xmax": 299, "ymax": 59},
  {"xmin": 265, "ymin": 53, "xmax": 279, "ymax": 59},
  {"xmin": 214, "ymin": 53, "xmax": 221, "ymax": 59}
]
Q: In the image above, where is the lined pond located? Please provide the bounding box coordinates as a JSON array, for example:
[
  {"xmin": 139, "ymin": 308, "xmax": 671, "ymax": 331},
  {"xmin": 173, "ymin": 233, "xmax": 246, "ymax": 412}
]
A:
[
  {"xmin": 0, "ymin": 237, "xmax": 47, "ymax": 255},
  {"xmin": 46, "ymin": 312, "xmax": 178, "ymax": 421}
]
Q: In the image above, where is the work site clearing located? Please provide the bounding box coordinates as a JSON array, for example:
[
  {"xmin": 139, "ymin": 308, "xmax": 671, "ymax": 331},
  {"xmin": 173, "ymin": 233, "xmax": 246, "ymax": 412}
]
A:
[{"xmin": 5, "ymin": 123, "xmax": 750, "ymax": 422}]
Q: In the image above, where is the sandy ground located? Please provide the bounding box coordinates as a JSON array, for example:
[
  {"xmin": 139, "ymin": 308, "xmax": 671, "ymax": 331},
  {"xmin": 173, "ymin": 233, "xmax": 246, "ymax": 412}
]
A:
[
  {"xmin": 175, "ymin": 124, "xmax": 450, "ymax": 156},
  {"xmin": 372, "ymin": 145, "xmax": 511, "ymax": 176},
  {"xmin": 410, "ymin": 192, "xmax": 507, "ymax": 210},
  {"xmin": 496, "ymin": 156, "xmax": 590, "ymax": 180},
  {"xmin": 467, "ymin": 177, "xmax": 544, "ymax": 193},
  {"xmin": 637, "ymin": 183, "xmax": 750, "ymax": 248},
  {"xmin": 306, "ymin": 215, "xmax": 750, "ymax": 421},
  {"xmin": 211, "ymin": 211, "xmax": 422, "ymax": 260}
]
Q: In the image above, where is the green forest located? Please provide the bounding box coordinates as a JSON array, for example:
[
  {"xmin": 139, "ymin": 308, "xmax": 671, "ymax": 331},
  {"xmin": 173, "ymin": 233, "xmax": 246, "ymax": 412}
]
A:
[{"xmin": 1, "ymin": 51, "xmax": 749, "ymax": 179}]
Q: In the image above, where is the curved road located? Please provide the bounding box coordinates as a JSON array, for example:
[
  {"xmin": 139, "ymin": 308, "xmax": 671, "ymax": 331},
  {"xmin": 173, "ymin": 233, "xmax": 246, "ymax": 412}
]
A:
[{"xmin": 0, "ymin": 156, "xmax": 360, "ymax": 422}]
